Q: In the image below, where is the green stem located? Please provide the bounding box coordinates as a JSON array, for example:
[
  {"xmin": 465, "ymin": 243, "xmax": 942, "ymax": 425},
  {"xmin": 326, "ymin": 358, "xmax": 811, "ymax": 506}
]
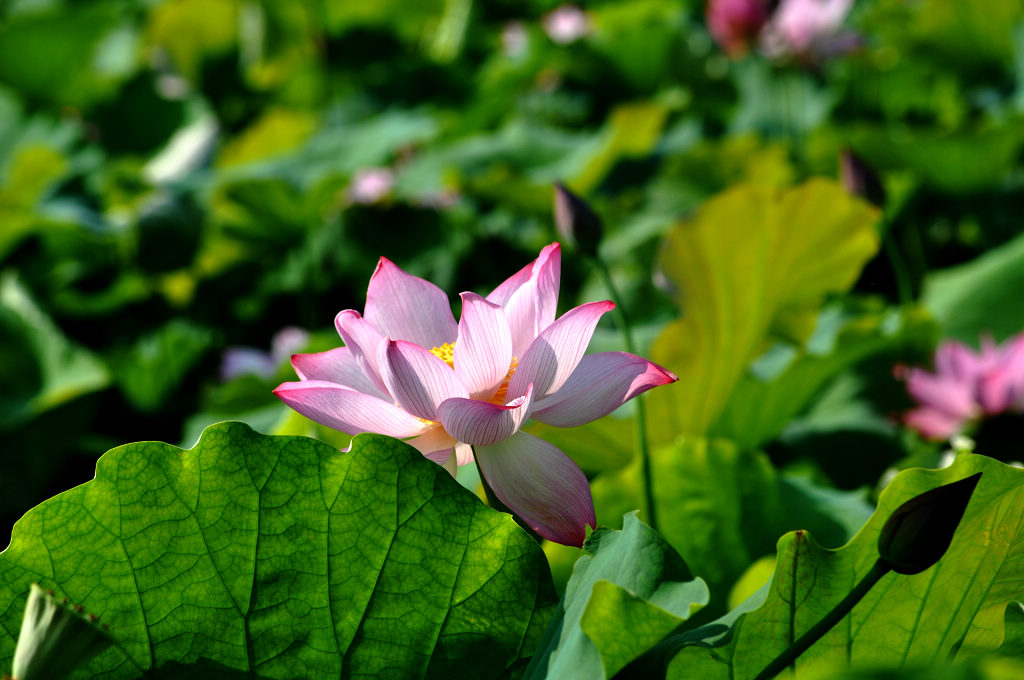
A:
[
  {"xmin": 881, "ymin": 220, "xmax": 913, "ymax": 306},
  {"xmin": 592, "ymin": 256, "xmax": 658, "ymax": 533},
  {"xmin": 752, "ymin": 559, "xmax": 891, "ymax": 680}
]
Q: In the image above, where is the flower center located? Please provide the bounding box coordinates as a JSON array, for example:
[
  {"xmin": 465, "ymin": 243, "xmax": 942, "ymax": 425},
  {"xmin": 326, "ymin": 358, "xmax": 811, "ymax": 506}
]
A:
[
  {"xmin": 430, "ymin": 342, "xmax": 518, "ymax": 404},
  {"xmin": 430, "ymin": 343, "xmax": 455, "ymax": 368}
]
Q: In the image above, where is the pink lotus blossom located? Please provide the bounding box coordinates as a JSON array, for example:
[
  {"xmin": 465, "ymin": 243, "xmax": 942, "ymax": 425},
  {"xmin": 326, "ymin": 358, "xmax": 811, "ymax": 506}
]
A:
[
  {"xmin": 543, "ymin": 5, "xmax": 590, "ymax": 45},
  {"xmin": 760, "ymin": 0, "xmax": 859, "ymax": 60},
  {"xmin": 274, "ymin": 243, "xmax": 677, "ymax": 546},
  {"xmin": 902, "ymin": 333, "xmax": 1024, "ymax": 440},
  {"xmin": 348, "ymin": 168, "xmax": 394, "ymax": 205},
  {"xmin": 706, "ymin": 0, "xmax": 770, "ymax": 56}
]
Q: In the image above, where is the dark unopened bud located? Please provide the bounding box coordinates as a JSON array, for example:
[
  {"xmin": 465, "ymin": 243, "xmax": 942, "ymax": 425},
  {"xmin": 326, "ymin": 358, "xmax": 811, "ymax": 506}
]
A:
[
  {"xmin": 839, "ymin": 149, "xmax": 886, "ymax": 207},
  {"xmin": 878, "ymin": 472, "xmax": 981, "ymax": 575},
  {"xmin": 553, "ymin": 182, "xmax": 603, "ymax": 258},
  {"xmin": 12, "ymin": 584, "xmax": 114, "ymax": 680}
]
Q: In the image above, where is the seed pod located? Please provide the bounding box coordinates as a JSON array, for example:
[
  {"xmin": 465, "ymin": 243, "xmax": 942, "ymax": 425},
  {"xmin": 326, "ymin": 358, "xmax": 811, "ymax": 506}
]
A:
[
  {"xmin": 11, "ymin": 584, "xmax": 113, "ymax": 680},
  {"xmin": 877, "ymin": 472, "xmax": 981, "ymax": 576}
]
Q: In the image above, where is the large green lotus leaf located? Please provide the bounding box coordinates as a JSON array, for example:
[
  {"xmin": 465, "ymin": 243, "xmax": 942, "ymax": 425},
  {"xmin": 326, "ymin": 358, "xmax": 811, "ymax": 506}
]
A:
[
  {"xmin": 923, "ymin": 231, "xmax": 1024, "ymax": 344},
  {"xmin": 0, "ymin": 422, "xmax": 556, "ymax": 679},
  {"xmin": 711, "ymin": 304, "xmax": 936, "ymax": 450},
  {"xmin": 647, "ymin": 179, "xmax": 879, "ymax": 443},
  {"xmin": 525, "ymin": 513, "xmax": 709, "ymax": 680},
  {"xmin": 667, "ymin": 454, "xmax": 1024, "ymax": 679},
  {"xmin": 590, "ymin": 437, "xmax": 871, "ymax": 612}
]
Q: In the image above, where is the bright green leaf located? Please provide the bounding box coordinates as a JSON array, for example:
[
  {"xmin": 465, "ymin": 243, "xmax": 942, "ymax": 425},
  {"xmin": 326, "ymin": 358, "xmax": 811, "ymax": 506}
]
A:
[
  {"xmin": 526, "ymin": 513, "xmax": 708, "ymax": 680},
  {"xmin": 668, "ymin": 454, "xmax": 1024, "ymax": 679},
  {"xmin": 647, "ymin": 179, "xmax": 880, "ymax": 442},
  {"xmin": 590, "ymin": 437, "xmax": 872, "ymax": 611},
  {"xmin": 0, "ymin": 422, "xmax": 556, "ymax": 679}
]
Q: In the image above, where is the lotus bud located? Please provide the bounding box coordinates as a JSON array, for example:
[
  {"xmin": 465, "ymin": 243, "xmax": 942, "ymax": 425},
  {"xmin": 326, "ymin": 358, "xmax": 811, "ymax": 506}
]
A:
[
  {"xmin": 839, "ymin": 148, "xmax": 886, "ymax": 207},
  {"xmin": 877, "ymin": 472, "xmax": 981, "ymax": 576},
  {"xmin": 10, "ymin": 584, "xmax": 113, "ymax": 680},
  {"xmin": 553, "ymin": 182, "xmax": 602, "ymax": 258}
]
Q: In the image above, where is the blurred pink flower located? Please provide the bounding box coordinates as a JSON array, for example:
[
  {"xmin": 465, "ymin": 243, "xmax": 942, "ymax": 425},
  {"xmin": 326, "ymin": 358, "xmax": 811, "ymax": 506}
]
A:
[
  {"xmin": 543, "ymin": 5, "xmax": 590, "ymax": 44},
  {"xmin": 274, "ymin": 243, "xmax": 677, "ymax": 546},
  {"xmin": 348, "ymin": 168, "xmax": 394, "ymax": 205},
  {"xmin": 221, "ymin": 327, "xmax": 309, "ymax": 381},
  {"xmin": 902, "ymin": 333, "xmax": 1024, "ymax": 440},
  {"xmin": 706, "ymin": 0, "xmax": 770, "ymax": 56},
  {"xmin": 760, "ymin": 0, "xmax": 859, "ymax": 60}
]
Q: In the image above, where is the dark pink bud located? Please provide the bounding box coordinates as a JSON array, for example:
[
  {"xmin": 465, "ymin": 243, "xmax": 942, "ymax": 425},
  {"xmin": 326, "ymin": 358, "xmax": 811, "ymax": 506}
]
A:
[
  {"xmin": 839, "ymin": 149, "xmax": 886, "ymax": 207},
  {"xmin": 707, "ymin": 0, "xmax": 770, "ymax": 56},
  {"xmin": 553, "ymin": 183, "xmax": 603, "ymax": 258}
]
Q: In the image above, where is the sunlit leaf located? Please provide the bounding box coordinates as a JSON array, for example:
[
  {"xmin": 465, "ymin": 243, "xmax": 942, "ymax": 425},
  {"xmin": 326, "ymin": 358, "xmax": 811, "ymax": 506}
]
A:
[
  {"xmin": 0, "ymin": 422, "xmax": 556, "ymax": 679},
  {"xmin": 525, "ymin": 513, "xmax": 708, "ymax": 680},
  {"xmin": 647, "ymin": 179, "xmax": 879, "ymax": 442}
]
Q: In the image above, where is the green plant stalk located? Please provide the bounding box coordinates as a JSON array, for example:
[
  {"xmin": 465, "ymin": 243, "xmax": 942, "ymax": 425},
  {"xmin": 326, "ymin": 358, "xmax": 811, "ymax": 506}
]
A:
[
  {"xmin": 752, "ymin": 558, "xmax": 892, "ymax": 680},
  {"xmin": 592, "ymin": 256, "xmax": 658, "ymax": 533},
  {"xmin": 880, "ymin": 218, "xmax": 913, "ymax": 306}
]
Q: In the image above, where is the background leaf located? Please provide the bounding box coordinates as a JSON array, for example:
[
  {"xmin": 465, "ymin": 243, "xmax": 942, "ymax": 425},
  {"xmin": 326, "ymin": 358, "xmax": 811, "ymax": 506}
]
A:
[
  {"xmin": 0, "ymin": 422, "xmax": 556, "ymax": 679},
  {"xmin": 646, "ymin": 179, "xmax": 880, "ymax": 443}
]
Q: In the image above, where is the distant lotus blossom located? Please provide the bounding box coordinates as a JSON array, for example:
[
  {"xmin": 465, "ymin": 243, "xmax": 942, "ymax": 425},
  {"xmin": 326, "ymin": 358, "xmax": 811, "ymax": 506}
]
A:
[
  {"xmin": 543, "ymin": 5, "xmax": 590, "ymax": 44},
  {"xmin": 706, "ymin": 0, "xmax": 770, "ymax": 56},
  {"xmin": 221, "ymin": 327, "xmax": 309, "ymax": 381},
  {"xmin": 348, "ymin": 168, "xmax": 394, "ymax": 205},
  {"xmin": 274, "ymin": 243, "xmax": 677, "ymax": 546},
  {"xmin": 760, "ymin": 0, "xmax": 859, "ymax": 60},
  {"xmin": 901, "ymin": 333, "xmax": 1024, "ymax": 440}
]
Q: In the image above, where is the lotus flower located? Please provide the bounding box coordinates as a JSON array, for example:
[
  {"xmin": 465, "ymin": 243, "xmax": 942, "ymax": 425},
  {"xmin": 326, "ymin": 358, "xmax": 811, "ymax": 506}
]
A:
[
  {"xmin": 274, "ymin": 243, "xmax": 677, "ymax": 546},
  {"xmin": 760, "ymin": 0, "xmax": 859, "ymax": 60},
  {"xmin": 706, "ymin": 0, "xmax": 770, "ymax": 56},
  {"xmin": 902, "ymin": 333, "xmax": 1024, "ymax": 440}
]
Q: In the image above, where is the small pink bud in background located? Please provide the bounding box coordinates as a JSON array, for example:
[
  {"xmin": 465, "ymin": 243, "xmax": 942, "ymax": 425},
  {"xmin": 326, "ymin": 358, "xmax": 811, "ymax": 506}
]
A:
[
  {"xmin": 543, "ymin": 5, "xmax": 590, "ymax": 45},
  {"xmin": 553, "ymin": 183, "xmax": 603, "ymax": 258},
  {"xmin": 706, "ymin": 0, "xmax": 770, "ymax": 56},
  {"xmin": 348, "ymin": 168, "xmax": 395, "ymax": 205}
]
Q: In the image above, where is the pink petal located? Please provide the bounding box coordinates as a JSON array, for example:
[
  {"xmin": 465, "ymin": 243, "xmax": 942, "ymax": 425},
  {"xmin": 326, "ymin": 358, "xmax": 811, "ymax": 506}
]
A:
[
  {"xmin": 904, "ymin": 407, "xmax": 964, "ymax": 441},
  {"xmin": 335, "ymin": 310, "xmax": 389, "ymax": 395},
  {"xmin": 978, "ymin": 367, "xmax": 1013, "ymax": 414},
  {"xmin": 475, "ymin": 431, "xmax": 595, "ymax": 547},
  {"xmin": 490, "ymin": 243, "xmax": 561, "ymax": 357},
  {"xmin": 934, "ymin": 340, "xmax": 984, "ymax": 382},
  {"xmin": 408, "ymin": 428, "xmax": 459, "ymax": 475},
  {"xmin": 455, "ymin": 293, "xmax": 513, "ymax": 400},
  {"xmin": 532, "ymin": 352, "xmax": 677, "ymax": 427},
  {"xmin": 273, "ymin": 380, "xmax": 430, "ymax": 437},
  {"xmin": 507, "ymin": 300, "xmax": 614, "ymax": 401},
  {"xmin": 364, "ymin": 257, "xmax": 458, "ymax": 348},
  {"xmin": 455, "ymin": 443, "xmax": 475, "ymax": 466},
  {"xmin": 378, "ymin": 339, "xmax": 469, "ymax": 422},
  {"xmin": 437, "ymin": 384, "xmax": 534, "ymax": 446},
  {"xmin": 906, "ymin": 369, "xmax": 978, "ymax": 420},
  {"xmin": 291, "ymin": 347, "xmax": 389, "ymax": 400}
]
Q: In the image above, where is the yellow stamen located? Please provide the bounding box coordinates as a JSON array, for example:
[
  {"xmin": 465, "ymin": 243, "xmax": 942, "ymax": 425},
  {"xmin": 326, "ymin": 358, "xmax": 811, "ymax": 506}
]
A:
[
  {"xmin": 491, "ymin": 357, "xmax": 519, "ymax": 405},
  {"xmin": 430, "ymin": 343, "xmax": 455, "ymax": 368}
]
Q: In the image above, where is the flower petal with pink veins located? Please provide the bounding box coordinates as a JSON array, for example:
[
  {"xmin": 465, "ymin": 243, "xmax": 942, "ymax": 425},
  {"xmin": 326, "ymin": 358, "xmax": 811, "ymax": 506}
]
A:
[
  {"xmin": 475, "ymin": 431, "xmax": 595, "ymax": 547},
  {"xmin": 532, "ymin": 352, "xmax": 677, "ymax": 427},
  {"xmin": 905, "ymin": 407, "xmax": 964, "ymax": 441},
  {"xmin": 507, "ymin": 300, "xmax": 615, "ymax": 401},
  {"xmin": 455, "ymin": 443, "xmax": 475, "ymax": 466},
  {"xmin": 906, "ymin": 369, "xmax": 979, "ymax": 419},
  {"xmin": 335, "ymin": 310, "xmax": 389, "ymax": 394},
  {"xmin": 273, "ymin": 380, "xmax": 431, "ymax": 437},
  {"xmin": 291, "ymin": 347, "xmax": 389, "ymax": 400},
  {"xmin": 364, "ymin": 257, "xmax": 458, "ymax": 348},
  {"xmin": 379, "ymin": 339, "xmax": 469, "ymax": 421},
  {"xmin": 455, "ymin": 293, "xmax": 513, "ymax": 400},
  {"xmin": 493, "ymin": 243, "xmax": 561, "ymax": 357},
  {"xmin": 438, "ymin": 384, "xmax": 534, "ymax": 446}
]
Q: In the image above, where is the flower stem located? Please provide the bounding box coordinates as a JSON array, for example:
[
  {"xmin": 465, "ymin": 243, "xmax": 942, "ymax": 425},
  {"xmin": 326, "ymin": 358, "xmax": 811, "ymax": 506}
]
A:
[
  {"xmin": 751, "ymin": 559, "xmax": 891, "ymax": 680},
  {"xmin": 592, "ymin": 256, "xmax": 658, "ymax": 533}
]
